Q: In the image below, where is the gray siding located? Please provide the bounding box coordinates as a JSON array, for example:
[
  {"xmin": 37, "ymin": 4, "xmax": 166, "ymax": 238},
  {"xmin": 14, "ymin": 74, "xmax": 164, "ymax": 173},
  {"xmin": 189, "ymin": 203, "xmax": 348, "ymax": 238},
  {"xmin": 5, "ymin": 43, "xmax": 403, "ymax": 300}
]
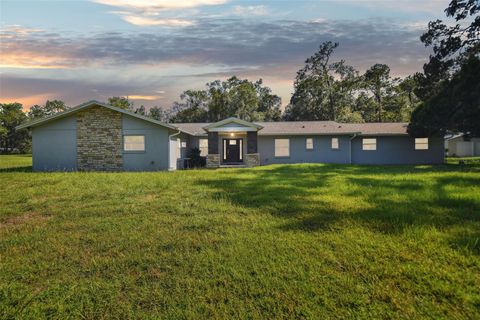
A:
[
  {"xmin": 32, "ymin": 116, "xmax": 77, "ymax": 171},
  {"xmin": 258, "ymin": 135, "xmax": 351, "ymax": 165},
  {"xmin": 258, "ymin": 135, "xmax": 444, "ymax": 165},
  {"xmin": 122, "ymin": 115, "xmax": 172, "ymax": 171},
  {"xmin": 351, "ymin": 136, "xmax": 444, "ymax": 165}
]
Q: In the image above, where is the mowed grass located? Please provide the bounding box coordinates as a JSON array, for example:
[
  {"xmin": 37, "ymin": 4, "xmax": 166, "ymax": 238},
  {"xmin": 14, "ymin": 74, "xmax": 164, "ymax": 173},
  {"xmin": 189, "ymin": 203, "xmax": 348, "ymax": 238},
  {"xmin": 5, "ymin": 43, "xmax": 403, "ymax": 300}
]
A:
[{"xmin": 1, "ymin": 155, "xmax": 479, "ymax": 319}]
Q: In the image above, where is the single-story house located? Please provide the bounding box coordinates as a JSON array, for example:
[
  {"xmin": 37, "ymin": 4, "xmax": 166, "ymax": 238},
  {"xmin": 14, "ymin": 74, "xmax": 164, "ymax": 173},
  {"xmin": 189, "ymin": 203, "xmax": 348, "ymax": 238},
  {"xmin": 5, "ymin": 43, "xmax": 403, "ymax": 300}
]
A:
[
  {"xmin": 445, "ymin": 133, "xmax": 480, "ymax": 157},
  {"xmin": 16, "ymin": 100, "xmax": 445, "ymax": 171}
]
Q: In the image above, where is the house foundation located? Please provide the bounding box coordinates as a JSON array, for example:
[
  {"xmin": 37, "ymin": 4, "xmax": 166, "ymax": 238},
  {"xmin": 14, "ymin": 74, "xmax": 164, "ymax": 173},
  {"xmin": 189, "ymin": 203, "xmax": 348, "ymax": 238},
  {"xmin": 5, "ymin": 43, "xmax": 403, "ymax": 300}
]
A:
[
  {"xmin": 245, "ymin": 153, "xmax": 260, "ymax": 167},
  {"xmin": 206, "ymin": 154, "xmax": 220, "ymax": 168}
]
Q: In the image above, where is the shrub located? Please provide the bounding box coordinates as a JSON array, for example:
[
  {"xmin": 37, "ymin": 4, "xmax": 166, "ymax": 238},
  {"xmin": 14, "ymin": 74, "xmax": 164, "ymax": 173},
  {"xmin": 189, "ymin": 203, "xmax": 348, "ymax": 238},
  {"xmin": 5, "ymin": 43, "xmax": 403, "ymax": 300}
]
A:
[{"xmin": 187, "ymin": 147, "xmax": 206, "ymax": 168}]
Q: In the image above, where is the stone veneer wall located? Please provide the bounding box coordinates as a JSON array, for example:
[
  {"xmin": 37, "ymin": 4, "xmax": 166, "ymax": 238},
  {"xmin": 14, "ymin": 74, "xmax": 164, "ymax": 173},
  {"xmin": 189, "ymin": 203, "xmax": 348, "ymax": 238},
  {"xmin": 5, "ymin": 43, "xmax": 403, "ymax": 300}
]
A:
[
  {"xmin": 77, "ymin": 106, "xmax": 123, "ymax": 171},
  {"xmin": 206, "ymin": 154, "xmax": 220, "ymax": 168},
  {"xmin": 245, "ymin": 153, "xmax": 260, "ymax": 167}
]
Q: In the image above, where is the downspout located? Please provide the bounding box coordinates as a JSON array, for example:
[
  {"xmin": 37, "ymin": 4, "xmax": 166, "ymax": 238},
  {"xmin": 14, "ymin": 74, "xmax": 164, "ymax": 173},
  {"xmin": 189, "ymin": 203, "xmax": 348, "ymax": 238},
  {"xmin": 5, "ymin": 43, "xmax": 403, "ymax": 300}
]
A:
[
  {"xmin": 168, "ymin": 129, "xmax": 182, "ymax": 171},
  {"xmin": 349, "ymin": 133, "xmax": 358, "ymax": 164}
]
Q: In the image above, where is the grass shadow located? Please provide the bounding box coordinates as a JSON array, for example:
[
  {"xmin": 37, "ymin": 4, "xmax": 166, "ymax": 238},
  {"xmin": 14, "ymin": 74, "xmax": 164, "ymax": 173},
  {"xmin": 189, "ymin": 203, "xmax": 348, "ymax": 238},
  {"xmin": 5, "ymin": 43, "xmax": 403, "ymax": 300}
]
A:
[
  {"xmin": 195, "ymin": 164, "xmax": 480, "ymax": 239},
  {"xmin": 0, "ymin": 166, "xmax": 33, "ymax": 173}
]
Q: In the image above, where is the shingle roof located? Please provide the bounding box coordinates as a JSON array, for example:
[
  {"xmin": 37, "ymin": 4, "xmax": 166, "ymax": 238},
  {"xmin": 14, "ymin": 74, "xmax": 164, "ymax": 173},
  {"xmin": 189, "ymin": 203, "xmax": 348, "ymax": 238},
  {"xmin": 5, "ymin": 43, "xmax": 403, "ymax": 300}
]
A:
[
  {"xmin": 174, "ymin": 121, "xmax": 409, "ymax": 136},
  {"xmin": 16, "ymin": 99, "xmax": 408, "ymax": 137},
  {"xmin": 175, "ymin": 123, "xmax": 209, "ymax": 136},
  {"xmin": 341, "ymin": 122, "xmax": 409, "ymax": 136},
  {"xmin": 256, "ymin": 121, "xmax": 356, "ymax": 135}
]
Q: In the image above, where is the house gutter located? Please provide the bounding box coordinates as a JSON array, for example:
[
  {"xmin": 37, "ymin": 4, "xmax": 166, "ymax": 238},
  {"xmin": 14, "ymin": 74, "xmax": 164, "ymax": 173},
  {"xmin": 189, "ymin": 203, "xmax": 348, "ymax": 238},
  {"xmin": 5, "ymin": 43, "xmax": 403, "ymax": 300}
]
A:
[
  {"xmin": 349, "ymin": 133, "xmax": 359, "ymax": 164},
  {"xmin": 168, "ymin": 129, "xmax": 182, "ymax": 171}
]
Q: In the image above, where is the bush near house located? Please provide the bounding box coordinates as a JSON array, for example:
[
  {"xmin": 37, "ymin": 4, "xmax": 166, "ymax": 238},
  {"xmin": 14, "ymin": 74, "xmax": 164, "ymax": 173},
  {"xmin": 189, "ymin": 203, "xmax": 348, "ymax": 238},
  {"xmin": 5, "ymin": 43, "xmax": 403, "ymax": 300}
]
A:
[{"xmin": 1, "ymin": 155, "xmax": 479, "ymax": 319}]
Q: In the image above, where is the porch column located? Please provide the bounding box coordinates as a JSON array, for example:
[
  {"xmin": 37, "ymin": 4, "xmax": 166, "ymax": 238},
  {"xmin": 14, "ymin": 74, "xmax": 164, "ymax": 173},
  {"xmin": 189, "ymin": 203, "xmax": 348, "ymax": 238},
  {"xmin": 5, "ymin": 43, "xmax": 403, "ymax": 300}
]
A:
[
  {"xmin": 246, "ymin": 131, "xmax": 260, "ymax": 167},
  {"xmin": 206, "ymin": 131, "xmax": 220, "ymax": 168}
]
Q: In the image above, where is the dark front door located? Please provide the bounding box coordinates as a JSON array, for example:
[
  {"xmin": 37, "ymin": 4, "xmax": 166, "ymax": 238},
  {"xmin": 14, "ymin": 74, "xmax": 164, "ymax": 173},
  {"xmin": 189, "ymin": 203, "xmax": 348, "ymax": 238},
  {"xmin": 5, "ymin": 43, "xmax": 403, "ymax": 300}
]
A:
[{"xmin": 223, "ymin": 138, "xmax": 243, "ymax": 163}]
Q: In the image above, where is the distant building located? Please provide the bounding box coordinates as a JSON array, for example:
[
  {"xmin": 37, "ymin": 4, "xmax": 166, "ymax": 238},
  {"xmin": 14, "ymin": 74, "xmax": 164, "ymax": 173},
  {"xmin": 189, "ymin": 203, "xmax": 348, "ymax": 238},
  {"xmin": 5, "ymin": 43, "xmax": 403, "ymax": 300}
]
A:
[{"xmin": 445, "ymin": 134, "xmax": 480, "ymax": 157}]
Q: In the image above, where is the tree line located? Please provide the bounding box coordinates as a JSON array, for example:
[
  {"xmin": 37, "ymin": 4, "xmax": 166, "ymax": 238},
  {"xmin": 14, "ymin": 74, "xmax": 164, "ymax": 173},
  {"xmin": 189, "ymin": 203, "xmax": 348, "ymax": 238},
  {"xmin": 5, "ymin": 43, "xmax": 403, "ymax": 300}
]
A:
[{"xmin": 1, "ymin": 0, "xmax": 478, "ymax": 153}]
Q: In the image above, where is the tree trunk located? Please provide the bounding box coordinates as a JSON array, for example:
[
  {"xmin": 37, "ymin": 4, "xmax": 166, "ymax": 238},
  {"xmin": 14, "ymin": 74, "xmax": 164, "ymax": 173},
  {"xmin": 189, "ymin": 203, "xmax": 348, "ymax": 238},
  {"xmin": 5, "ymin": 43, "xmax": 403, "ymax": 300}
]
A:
[{"xmin": 376, "ymin": 83, "xmax": 382, "ymax": 122}]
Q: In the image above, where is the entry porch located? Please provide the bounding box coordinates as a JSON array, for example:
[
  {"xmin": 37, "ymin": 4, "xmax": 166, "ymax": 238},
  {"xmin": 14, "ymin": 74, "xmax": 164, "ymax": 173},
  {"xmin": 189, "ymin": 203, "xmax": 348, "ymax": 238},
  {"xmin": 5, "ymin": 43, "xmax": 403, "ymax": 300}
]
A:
[{"xmin": 203, "ymin": 118, "xmax": 262, "ymax": 168}]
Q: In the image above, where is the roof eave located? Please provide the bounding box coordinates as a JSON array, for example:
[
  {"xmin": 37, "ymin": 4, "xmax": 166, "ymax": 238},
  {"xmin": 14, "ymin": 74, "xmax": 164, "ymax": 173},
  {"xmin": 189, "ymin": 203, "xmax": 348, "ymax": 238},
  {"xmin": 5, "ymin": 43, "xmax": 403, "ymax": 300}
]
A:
[
  {"xmin": 203, "ymin": 117, "xmax": 263, "ymax": 130},
  {"xmin": 258, "ymin": 132, "xmax": 361, "ymax": 136},
  {"xmin": 15, "ymin": 100, "xmax": 178, "ymax": 131}
]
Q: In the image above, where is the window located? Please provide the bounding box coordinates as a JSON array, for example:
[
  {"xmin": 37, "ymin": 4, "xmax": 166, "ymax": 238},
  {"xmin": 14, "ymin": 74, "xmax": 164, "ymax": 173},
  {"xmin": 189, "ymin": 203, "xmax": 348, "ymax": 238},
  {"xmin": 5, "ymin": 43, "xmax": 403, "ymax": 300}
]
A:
[
  {"xmin": 124, "ymin": 135, "xmax": 145, "ymax": 151},
  {"xmin": 331, "ymin": 138, "xmax": 339, "ymax": 149},
  {"xmin": 178, "ymin": 139, "xmax": 182, "ymax": 158},
  {"xmin": 362, "ymin": 138, "xmax": 376, "ymax": 151},
  {"xmin": 415, "ymin": 138, "xmax": 429, "ymax": 150},
  {"xmin": 223, "ymin": 140, "xmax": 227, "ymax": 160},
  {"xmin": 275, "ymin": 139, "xmax": 290, "ymax": 157},
  {"xmin": 239, "ymin": 139, "xmax": 243, "ymax": 160},
  {"xmin": 306, "ymin": 138, "xmax": 313, "ymax": 150},
  {"xmin": 199, "ymin": 139, "xmax": 208, "ymax": 156}
]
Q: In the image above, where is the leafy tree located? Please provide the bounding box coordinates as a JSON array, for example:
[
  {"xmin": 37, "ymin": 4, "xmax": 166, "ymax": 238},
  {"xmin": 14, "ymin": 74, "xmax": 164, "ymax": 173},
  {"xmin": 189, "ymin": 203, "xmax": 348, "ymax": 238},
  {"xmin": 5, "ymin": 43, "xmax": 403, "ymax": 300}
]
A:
[
  {"xmin": 0, "ymin": 103, "xmax": 29, "ymax": 153},
  {"xmin": 409, "ymin": 54, "xmax": 480, "ymax": 136},
  {"xmin": 227, "ymin": 80, "xmax": 259, "ymax": 121},
  {"xmin": 108, "ymin": 97, "xmax": 133, "ymax": 110},
  {"xmin": 362, "ymin": 64, "xmax": 396, "ymax": 122},
  {"xmin": 170, "ymin": 76, "xmax": 281, "ymax": 122},
  {"xmin": 285, "ymin": 41, "xmax": 436, "ymax": 123},
  {"xmin": 285, "ymin": 42, "xmax": 340, "ymax": 121},
  {"xmin": 398, "ymin": 75, "xmax": 421, "ymax": 109},
  {"xmin": 170, "ymin": 90, "xmax": 209, "ymax": 123},
  {"xmin": 409, "ymin": 0, "xmax": 480, "ymax": 135},
  {"xmin": 0, "ymin": 124, "xmax": 7, "ymax": 144},
  {"xmin": 352, "ymin": 92, "xmax": 375, "ymax": 122},
  {"xmin": 254, "ymin": 79, "xmax": 282, "ymax": 121},
  {"xmin": 148, "ymin": 106, "xmax": 170, "ymax": 122},
  {"xmin": 330, "ymin": 61, "xmax": 362, "ymax": 122},
  {"xmin": 421, "ymin": 0, "xmax": 479, "ymax": 74},
  {"xmin": 28, "ymin": 100, "xmax": 68, "ymax": 119},
  {"xmin": 135, "ymin": 105, "xmax": 146, "ymax": 116},
  {"xmin": 284, "ymin": 42, "xmax": 366, "ymax": 122}
]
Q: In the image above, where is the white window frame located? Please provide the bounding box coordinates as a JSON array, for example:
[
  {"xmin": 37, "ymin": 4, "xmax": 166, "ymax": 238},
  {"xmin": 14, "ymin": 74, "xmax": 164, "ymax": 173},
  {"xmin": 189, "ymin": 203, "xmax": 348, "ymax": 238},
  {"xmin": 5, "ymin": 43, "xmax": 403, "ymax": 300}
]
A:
[
  {"xmin": 123, "ymin": 135, "xmax": 145, "ymax": 152},
  {"xmin": 223, "ymin": 140, "xmax": 227, "ymax": 160},
  {"xmin": 199, "ymin": 139, "xmax": 208, "ymax": 156},
  {"xmin": 306, "ymin": 138, "xmax": 313, "ymax": 150},
  {"xmin": 177, "ymin": 139, "xmax": 182, "ymax": 159},
  {"xmin": 415, "ymin": 138, "xmax": 429, "ymax": 150},
  {"xmin": 362, "ymin": 138, "xmax": 377, "ymax": 151},
  {"xmin": 275, "ymin": 139, "xmax": 290, "ymax": 157},
  {"xmin": 331, "ymin": 137, "xmax": 339, "ymax": 150},
  {"xmin": 239, "ymin": 139, "xmax": 243, "ymax": 160}
]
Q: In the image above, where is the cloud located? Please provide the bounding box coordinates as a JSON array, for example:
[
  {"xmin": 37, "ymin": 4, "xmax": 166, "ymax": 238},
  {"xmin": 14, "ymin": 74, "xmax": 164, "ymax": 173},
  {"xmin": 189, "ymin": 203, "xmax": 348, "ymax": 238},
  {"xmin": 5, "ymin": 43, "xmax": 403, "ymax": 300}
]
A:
[
  {"xmin": 122, "ymin": 16, "xmax": 193, "ymax": 26},
  {"xmin": 354, "ymin": 0, "xmax": 448, "ymax": 14},
  {"xmin": 92, "ymin": 0, "xmax": 228, "ymax": 10},
  {"xmin": 127, "ymin": 95, "xmax": 162, "ymax": 100},
  {"xmin": 232, "ymin": 5, "xmax": 269, "ymax": 16},
  {"xmin": 0, "ymin": 19, "xmax": 430, "ymax": 73},
  {"xmin": 92, "ymin": 0, "xmax": 228, "ymax": 26},
  {"xmin": 1, "ymin": 18, "xmax": 430, "ymax": 108}
]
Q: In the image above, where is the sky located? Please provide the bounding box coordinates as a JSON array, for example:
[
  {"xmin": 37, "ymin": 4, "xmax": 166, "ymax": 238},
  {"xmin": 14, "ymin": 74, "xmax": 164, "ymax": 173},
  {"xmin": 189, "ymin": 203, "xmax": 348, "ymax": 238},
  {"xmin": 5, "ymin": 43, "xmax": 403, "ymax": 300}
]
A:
[{"xmin": 0, "ymin": 0, "xmax": 450, "ymax": 111}]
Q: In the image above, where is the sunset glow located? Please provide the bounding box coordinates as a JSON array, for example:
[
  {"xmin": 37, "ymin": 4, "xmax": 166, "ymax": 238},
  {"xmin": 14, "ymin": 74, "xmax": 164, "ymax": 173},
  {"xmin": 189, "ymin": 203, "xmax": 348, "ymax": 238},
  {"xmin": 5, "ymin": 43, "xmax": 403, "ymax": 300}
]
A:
[{"xmin": 0, "ymin": 0, "xmax": 450, "ymax": 110}]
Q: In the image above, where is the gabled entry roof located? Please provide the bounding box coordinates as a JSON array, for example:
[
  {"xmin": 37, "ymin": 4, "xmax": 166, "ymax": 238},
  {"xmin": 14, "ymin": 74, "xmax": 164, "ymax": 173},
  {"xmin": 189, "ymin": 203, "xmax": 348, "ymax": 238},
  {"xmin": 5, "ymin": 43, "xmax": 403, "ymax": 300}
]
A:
[
  {"xmin": 202, "ymin": 117, "xmax": 263, "ymax": 132},
  {"xmin": 16, "ymin": 100, "xmax": 178, "ymax": 130}
]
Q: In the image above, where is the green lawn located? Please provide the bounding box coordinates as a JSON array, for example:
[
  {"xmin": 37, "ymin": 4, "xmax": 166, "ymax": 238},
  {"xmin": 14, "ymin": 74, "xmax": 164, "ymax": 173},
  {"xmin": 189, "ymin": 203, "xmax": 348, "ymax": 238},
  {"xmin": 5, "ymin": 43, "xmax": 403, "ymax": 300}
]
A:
[
  {"xmin": 446, "ymin": 156, "xmax": 480, "ymax": 165},
  {"xmin": 1, "ymin": 155, "xmax": 479, "ymax": 319}
]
